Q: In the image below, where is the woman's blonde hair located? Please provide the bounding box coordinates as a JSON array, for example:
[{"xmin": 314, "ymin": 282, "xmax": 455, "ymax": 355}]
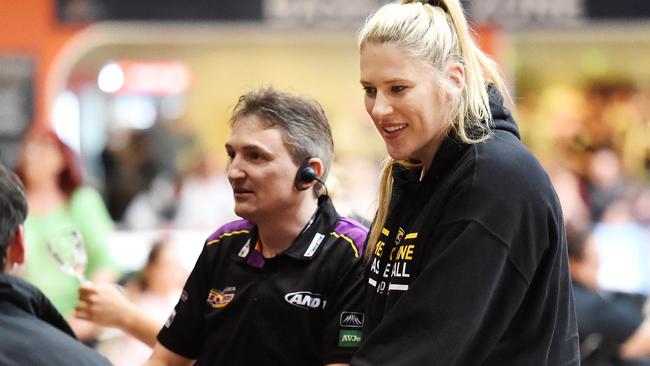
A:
[{"xmin": 360, "ymin": 0, "xmax": 513, "ymax": 259}]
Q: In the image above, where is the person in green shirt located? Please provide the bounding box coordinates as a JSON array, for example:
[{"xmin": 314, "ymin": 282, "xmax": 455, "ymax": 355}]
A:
[{"xmin": 15, "ymin": 130, "xmax": 119, "ymax": 338}]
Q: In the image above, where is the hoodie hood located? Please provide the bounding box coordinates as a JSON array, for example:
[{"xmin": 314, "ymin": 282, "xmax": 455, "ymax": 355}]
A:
[{"xmin": 487, "ymin": 84, "xmax": 520, "ymax": 140}]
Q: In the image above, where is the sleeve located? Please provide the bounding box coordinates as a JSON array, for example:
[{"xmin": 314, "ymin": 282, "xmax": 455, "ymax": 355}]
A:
[
  {"xmin": 69, "ymin": 187, "xmax": 118, "ymax": 275},
  {"xmin": 322, "ymin": 254, "xmax": 366, "ymax": 364},
  {"xmin": 352, "ymin": 221, "xmax": 529, "ymax": 366},
  {"xmin": 156, "ymin": 244, "xmax": 210, "ymax": 359}
]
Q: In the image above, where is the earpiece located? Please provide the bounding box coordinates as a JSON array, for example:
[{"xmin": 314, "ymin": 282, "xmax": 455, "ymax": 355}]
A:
[{"xmin": 294, "ymin": 159, "xmax": 317, "ymax": 191}]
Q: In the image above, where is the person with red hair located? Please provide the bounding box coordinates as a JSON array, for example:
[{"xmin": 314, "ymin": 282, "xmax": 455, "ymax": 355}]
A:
[{"xmin": 14, "ymin": 129, "xmax": 117, "ymax": 338}]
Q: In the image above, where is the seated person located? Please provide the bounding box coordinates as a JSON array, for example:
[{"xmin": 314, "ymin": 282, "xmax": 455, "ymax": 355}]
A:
[
  {"xmin": 0, "ymin": 162, "xmax": 110, "ymax": 365},
  {"xmin": 568, "ymin": 228, "xmax": 650, "ymax": 365}
]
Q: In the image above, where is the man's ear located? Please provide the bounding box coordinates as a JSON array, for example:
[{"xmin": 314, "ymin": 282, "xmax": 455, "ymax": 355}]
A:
[
  {"xmin": 6, "ymin": 226, "xmax": 26, "ymax": 270},
  {"xmin": 308, "ymin": 158, "xmax": 325, "ymax": 181}
]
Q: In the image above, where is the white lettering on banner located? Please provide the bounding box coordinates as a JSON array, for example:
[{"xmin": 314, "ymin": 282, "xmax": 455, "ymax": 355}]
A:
[
  {"xmin": 470, "ymin": 0, "xmax": 585, "ymax": 27},
  {"xmin": 368, "ymin": 278, "xmax": 377, "ymax": 287},
  {"xmin": 264, "ymin": 0, "xmax": 384, "ymax": 24}
]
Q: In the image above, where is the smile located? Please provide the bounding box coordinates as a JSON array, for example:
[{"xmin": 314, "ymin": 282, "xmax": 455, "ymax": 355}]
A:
[{"xmin": 383, "ymin": 124, "xmax": 407, "ymax": 133}]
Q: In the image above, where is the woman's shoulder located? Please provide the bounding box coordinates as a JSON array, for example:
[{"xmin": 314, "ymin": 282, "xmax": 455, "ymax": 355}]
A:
[
  {"xmin": 70, "ymin": 186, "xmax": 103, "ymax": 201},
  {"xmin": 469, "ymin": 133, "xmax": 554, "ymax": 199}
]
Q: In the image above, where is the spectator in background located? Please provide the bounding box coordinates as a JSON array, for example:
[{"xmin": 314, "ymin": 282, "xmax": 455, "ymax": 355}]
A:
[
  {"xmin": 568, "ymin": 227, "xmax": 650, "ymax": 366},
  {"xmin": 587, "ymin": 147, "xmax": 629, "ymax": 223},
  {"xmin": 0, "ymin": 162, "xmax": 110, "ymax": 365},
  {"xmin": 14, "ymin": 130, "xmax": 118, "ymax": 337},
  {"xmin": 173, "ymin": 150, "xmax": 238, "ymax": 230},
  {"xmin": 592, "ymin": 196, "xmax": 650, "ymax": 295},
  {"xmin": 83, "ymin": 239, "xmax": 187, "ymax": 365}
]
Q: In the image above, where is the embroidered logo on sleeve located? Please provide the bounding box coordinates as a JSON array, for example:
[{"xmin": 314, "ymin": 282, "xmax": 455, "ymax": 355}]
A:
[
  {"xmin": 340, "ymin": 312, "xmax": 364, "ymax": 328},
  {"xmin": 339, "ymin": 330, "xmax": 362, "ymax": 347},
  {"xmin": 206, "ymin": 287, "xmax": 236, "ymax": 308}
]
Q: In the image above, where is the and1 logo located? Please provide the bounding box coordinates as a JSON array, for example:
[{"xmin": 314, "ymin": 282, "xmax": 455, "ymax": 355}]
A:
[
  {"xmin": 284, "ymin": 291, "xmax": 326, "ymax": 309},
  {"xmin": 339, "ymin": 330, "xmax": 362, "ymax": 347}
]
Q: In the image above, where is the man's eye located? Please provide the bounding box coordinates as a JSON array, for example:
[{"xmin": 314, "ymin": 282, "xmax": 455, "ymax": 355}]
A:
[{"xmin": 391, "ymin": 86, "xmax": 406, "ymax": 93}]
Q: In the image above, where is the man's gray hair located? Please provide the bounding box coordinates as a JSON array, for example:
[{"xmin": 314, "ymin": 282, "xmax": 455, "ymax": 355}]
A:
[{"xmin": 229, "ymin": 87, "xmax": 334, "ymax": 182}]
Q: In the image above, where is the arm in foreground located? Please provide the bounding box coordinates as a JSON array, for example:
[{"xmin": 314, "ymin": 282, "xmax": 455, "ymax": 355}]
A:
[{"xmin": 75, "ymin": 282, "xmax": 161, "ymax": 347}]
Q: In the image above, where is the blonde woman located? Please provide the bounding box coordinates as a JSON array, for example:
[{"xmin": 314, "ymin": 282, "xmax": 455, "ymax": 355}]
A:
[{"xmin": 352, "ymin": 1, "xmax": 579, "ymax": 364}]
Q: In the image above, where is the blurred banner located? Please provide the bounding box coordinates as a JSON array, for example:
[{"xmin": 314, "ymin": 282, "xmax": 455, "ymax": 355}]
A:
[
  {"xmin": 470, "ymin": 0, "xmax": 650, "ymax": 27},
  {"xmin": 57, "ymin": 0, "xmax": 650, "ymax": 26}
]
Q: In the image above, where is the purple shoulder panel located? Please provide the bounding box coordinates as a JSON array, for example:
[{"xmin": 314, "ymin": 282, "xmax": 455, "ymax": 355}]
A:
[
  {"xmin": 206, "ymin": 219, "xmax": 254, "ymax": 243},
  {"xmin": 333, "ymin": 217, "xmax": 369, "ymax": 255}
]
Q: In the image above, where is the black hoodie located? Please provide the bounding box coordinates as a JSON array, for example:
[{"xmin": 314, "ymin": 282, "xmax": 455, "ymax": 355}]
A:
[
  {"xmin": 0, "ymin": 273, "xmax": 110, "ymax": 365},
  {"xmin": 351, "ymin": 87, "xmax": 580, "ymax": 365}
]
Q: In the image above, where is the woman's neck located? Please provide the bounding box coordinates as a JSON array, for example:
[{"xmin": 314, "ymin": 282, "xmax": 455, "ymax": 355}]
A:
[{"xmin": 27, "ymin": 184, "xmax": 67, "ymax": 215}]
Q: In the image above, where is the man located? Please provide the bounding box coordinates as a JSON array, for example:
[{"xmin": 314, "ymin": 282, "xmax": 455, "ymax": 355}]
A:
[
  {"xmin": 0, "ymin": 162, "xmax": 110, "ymax": 365},
  {"xmin": 569, "ymin": 228, "xmax": 650, "ymax": 365},
  {"xmin": 146, "ymin": 87, "xmax": 367, "ymax": 365}
]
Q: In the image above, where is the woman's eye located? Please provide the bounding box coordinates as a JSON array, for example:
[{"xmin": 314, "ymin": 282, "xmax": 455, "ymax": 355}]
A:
[
  {"xmin": 391, "ymin": 86, "xmax": 406, "ymax": 93},
  {"xmin": 363, "ymin": 87, "xmax": 377, "ymax": 97}
]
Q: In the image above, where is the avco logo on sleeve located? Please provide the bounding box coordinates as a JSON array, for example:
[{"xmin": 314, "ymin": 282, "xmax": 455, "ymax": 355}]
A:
[
  {"xmin": 339, "ymin": 330, "xmax": 362, "ymax": 347},
  {"xmin": 340, "ymin": 311, "xmax": 364, "ymax": 328},
  {"xmin": 284, "ymin": 291, "xmax": 327, "ymax": 309}
]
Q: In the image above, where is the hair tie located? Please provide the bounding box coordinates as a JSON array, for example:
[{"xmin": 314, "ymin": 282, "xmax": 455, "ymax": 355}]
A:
[{"xmin": 404, "ymin": 0, "xmax": 448, "ymax": 13}]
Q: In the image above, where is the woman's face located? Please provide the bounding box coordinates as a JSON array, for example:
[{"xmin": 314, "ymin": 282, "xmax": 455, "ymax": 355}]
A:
[
  {"xmin": 360, "ymin": 42, "xmax": 451, "ymax": 166},
  {"xmin": 22, "ymin": 137, "xmax": 65, "ymax": 184}
]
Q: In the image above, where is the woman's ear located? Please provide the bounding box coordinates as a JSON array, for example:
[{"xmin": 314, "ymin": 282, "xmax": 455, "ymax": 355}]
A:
[{"xmin": 445, "ymin": 61, "xmax": 465, "ymax": 92}]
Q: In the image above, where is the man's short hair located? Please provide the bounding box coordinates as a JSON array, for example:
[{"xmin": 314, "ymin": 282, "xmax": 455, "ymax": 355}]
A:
[
  {"xmin": 229, "ymin": 87, "xmax": 334, "ymax": 181},
  {"xmin": 0, "ymin": 162, "xmax": 28, "ymax": 269}
]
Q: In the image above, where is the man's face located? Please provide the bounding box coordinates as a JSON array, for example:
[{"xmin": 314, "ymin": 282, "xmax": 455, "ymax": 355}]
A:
[{"xmin": 225, "ymin": 115, "xmax": 301, "ymax": 223}]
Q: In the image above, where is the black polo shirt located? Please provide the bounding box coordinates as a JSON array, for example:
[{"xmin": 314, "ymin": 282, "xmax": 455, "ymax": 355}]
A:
[{"xmin": 158, "ymin": 196, "xmax": 367, "ymax": 365}]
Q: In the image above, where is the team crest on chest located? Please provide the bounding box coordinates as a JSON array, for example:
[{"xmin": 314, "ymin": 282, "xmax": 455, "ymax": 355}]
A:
[
  {"xmin": 207, "ymin": 286, "xmax": 236, "ymax": 308},
  {"xmin": 395, "ymin": 227, "xmax": 405, "ymax": 246}
]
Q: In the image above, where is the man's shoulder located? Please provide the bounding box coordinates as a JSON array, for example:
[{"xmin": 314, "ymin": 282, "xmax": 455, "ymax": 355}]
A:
[
  {"xmin": 0, "ymin": 273, "xmax": 41, "ymax": 310},
  {"xmin": 205, "ymin": 219, "xmax": 255, "ymax": 246},
  {"xmin": 326, "ymin": 216, "xmax": 368, "ymax": 258},
  {"xmin": 0, "ymin": 303, "xmax": 110, "ymax": 365}
]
